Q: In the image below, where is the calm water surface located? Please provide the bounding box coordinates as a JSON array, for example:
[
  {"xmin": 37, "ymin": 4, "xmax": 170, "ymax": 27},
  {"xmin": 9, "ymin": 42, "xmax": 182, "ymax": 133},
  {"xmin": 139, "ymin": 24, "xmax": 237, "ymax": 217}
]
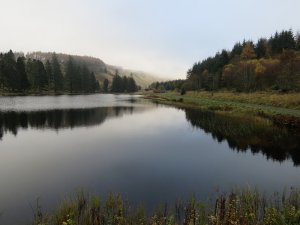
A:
[{"xmin": 0, "ymin": 94, "xmax": 299, "ymax": 224}]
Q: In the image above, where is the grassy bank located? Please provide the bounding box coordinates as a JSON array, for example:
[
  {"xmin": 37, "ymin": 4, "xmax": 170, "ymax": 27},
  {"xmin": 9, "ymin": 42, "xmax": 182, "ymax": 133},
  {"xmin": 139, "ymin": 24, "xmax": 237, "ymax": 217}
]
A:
[
  {"xmin": 30, "ymin": 188, "xmax": 300, "ymax": 225},
  {"xmin": 143, "ymin": 91, "xmax": 300, "ymax": 128}
]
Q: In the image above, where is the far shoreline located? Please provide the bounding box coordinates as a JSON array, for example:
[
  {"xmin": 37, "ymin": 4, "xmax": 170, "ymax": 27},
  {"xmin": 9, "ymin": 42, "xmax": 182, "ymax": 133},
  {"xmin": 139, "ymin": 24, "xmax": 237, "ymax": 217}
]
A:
[{"xmin": 0, "ymin": 91, "xmax": 140, "ymax": 97}]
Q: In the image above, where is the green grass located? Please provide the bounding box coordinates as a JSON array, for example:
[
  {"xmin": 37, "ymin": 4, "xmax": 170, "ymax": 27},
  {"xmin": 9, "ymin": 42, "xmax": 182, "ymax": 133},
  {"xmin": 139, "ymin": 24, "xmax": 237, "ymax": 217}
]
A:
[
  {"xmin": 30, "ymin": 188, "xmax": 300, "ymax": 225},
  {"xmin": 143, "ymin": 91, "xmax": 300, "ymax": 125}
]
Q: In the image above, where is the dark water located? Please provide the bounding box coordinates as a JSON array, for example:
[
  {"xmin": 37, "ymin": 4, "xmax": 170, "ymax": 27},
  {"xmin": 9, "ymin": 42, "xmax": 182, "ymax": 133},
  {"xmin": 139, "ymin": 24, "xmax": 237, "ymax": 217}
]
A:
[{"xmin": 0, "ymin": 94, "xmax": 299, "ymax": 224}]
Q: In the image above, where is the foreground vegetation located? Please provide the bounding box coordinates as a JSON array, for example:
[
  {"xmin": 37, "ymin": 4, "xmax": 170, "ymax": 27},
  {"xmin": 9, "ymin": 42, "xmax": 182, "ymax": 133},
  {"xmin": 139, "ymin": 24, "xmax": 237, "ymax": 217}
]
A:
[{"xmin": 31, "ymin": 188, "xmax": 300, "ymax": 225}]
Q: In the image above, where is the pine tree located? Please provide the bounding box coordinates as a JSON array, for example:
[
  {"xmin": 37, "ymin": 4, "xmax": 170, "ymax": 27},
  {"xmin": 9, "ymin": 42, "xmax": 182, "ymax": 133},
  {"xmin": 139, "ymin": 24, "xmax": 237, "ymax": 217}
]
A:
[
  {"xmin": 51, "ymin": 54, "xmax": 64, "ymax": 92},
  {"xmin": 127, "ymin": 77, "xmax": 137, "ymax": 92},
  {"xmin": 65, "ymin": 57, "xmax": 75, "ymax": 93},
  {"xmin": 220, "ymin": 50, "xmax": 229, "ymax": 66},
  {"xmin": 111, "ymin": 70, "xmax": 123, "ymax": 92},
  {"xmin": 45, "ymin": 60, "xmax": 53, "ymax": 91},
  {"xmin": 103, "ymin": 78, "xmax": 109, "ymax": 92},
  {"xmin": 270, "ymin": 32, "xmax": 280, "ymax": 54},
  {"xmin": 73, "ymin": 65, "xmax": 82, "ymax": 92},
  {"xmin": 281, "ymin": 30, "xmax": 296, "ymax": 50},
  {"xmin": 26, "ymin": 59, "xmax": 48, "ymax": 91},
  {"xmin": 296, "ymin": 33, "xmax": 300, "ymax": 50},
  {"xmin": 91, "ymin": 72, "xmax": 100, "ymax": 92},
  {"xmin": 37, "ymin": 60, "xmax": 48, "ymax": 90},
  {"xmin": 255, "ymin": 38, "xmax": 267, "ymax": 58},
  {"xmin": 0, "ymin": 50, "xmax": 18, "ymax": 91},
  {"xmin": 230, "ymin": 42, "xmax": 243, "ymax": 60},
  {"xmin": 270, "ymin": 30, "xmax": 296, "ymax": 54},
  {"xmin": 16, "ymin": 57, "xmax": 29, "ymax": 91},
  {"xmin": 81, "ymin": 65, "xmax": 91, "ymax": 93},
  {"xmin": 122, "ymin": 76, "xmax": 128, "ymax": 92}
]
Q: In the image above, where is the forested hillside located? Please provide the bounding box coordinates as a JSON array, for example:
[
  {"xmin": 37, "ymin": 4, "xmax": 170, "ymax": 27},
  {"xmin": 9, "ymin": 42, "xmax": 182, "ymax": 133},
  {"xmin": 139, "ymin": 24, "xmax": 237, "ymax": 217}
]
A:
[
  {"xmin": 0, "ymin": 50, "xmax": 164, "ymax": 94},
  {"xmin": 151, "ymin": 30, "xmax": 300, "ymax": 92},
  {"xmin": 0, "ymin": 51, "xmax": 100, "ymax": 94},
  {"xmin": 186, "ymin": 30, "xmax": 300, "ymax": 92},
  {"xmin": 26, "ymin": 52, "xmax": 163, "ymax": 88}
]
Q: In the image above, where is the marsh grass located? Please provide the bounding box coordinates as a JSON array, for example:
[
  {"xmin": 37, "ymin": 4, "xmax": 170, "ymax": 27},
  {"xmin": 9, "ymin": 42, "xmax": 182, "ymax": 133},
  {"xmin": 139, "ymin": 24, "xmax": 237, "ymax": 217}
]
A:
[
  {"xmin": 186, "ymin": 91, "xmax": 300, "ymax": 110},
  {"xmin": 143, "ymin": 91, "xmax": 300, "ymax": 128},
  {"xmin": 145, "ymin": 91, "xmax": 300, "ymax": 115},
  {"xmin": 31, "ymin": 188, "xmax": 300, "ymax": 225}
]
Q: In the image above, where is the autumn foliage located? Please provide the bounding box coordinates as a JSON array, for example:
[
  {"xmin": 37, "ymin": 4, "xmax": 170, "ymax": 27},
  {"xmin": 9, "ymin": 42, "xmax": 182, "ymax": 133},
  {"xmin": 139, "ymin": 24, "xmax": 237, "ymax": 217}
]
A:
[{"xmin": 186, "ymin": 30, "xmax": 300, "ymax": 92}]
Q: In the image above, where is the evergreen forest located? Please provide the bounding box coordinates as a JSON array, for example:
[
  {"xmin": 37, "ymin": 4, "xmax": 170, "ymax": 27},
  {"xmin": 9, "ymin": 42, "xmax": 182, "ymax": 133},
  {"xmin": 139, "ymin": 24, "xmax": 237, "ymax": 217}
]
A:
[{"xmin": 0, "ymin": 51, "xmax": 100, "ymax": 94}]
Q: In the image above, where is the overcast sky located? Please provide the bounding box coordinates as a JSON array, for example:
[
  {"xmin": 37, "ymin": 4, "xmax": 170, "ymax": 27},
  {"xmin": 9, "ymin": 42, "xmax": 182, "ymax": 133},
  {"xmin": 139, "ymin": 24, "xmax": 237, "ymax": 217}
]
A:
[{"xmin": 0, "ymin": 0, "xmax": 299, "ymax": 78}]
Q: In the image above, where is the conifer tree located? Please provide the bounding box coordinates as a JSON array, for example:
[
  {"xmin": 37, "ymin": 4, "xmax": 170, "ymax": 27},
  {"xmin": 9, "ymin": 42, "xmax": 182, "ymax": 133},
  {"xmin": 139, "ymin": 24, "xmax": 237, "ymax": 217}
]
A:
[
  {"xmin": 26, "ymin": 59, "xmax": 48, "ymax": 91},
  {"xmin": 255, "ymin": 38, "xmax": 268, "ymax": 58},
  {"xmin": 51, "ymin": 54, "xmax": 64, "ymax": 92},
  {"xmin": 111, "ymin": 70, "xmax": 123, "ymax": 92},
  {"xmin": 65, "ymin": 57, "xmax": 75, "ymax": 93},
  {"xmin": 0, "ymin": 50, "xmax": 18, "ymax": 90},
  {"xmin": 103, "ymin": 78, "xmax": 109, "ymax": 92},
  {"xmin": 127, "ymin": 76, "xmax": 137, "ymax": 92},
  {"xmin": 16, "ymin": 57, "xmax": 29, "ymax": 91},
  {"xmin": 45, "ymin": 60, "xmax": 53, "ymax": 91}
]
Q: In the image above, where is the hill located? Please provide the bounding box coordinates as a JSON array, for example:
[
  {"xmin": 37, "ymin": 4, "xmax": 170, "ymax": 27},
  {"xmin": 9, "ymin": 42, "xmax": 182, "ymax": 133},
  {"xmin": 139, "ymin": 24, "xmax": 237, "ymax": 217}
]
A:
[
  {"xmin": 185, "ymin": 29, "xmax": 300, "ymax": 92},
  {"xmin": 25, "ymin": 52, "xmax": 164, "ymax": 88},
  {"xmin": 151, "ymin": 29, "xmax": 300, "ymax": 93}
]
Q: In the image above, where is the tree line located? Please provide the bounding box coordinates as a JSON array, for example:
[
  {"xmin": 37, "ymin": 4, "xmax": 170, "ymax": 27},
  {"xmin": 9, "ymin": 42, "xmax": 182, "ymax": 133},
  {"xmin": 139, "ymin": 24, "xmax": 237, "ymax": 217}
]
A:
[
  {"xmin": 0, "ymin": 50, "xmax": 100, "ymax": 93},
  {"xmin": 186, "ymin": 29, "xmax": 300, "ymax": 92},
  {"xmin": 151, "ymin": 29, "xmax": 300, "ymax": 92},
  {"xmin": 103, "ymin": 70, "xmax": 138, "ymax": 93},
  {"xmin": 149, "ymin": 79, "xmax": 185, "ymax": 92}
]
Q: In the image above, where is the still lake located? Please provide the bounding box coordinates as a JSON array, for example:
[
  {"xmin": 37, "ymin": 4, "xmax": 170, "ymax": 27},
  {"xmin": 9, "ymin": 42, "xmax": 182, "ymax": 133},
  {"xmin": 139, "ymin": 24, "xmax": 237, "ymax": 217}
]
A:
[{"xmin": 0, "ymin": 94, "xmax": 299, "ymax": 224}]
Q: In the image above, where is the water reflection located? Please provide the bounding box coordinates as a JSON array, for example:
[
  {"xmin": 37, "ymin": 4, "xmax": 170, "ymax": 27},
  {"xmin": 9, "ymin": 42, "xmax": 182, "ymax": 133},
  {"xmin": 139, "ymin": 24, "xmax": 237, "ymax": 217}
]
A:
[
  {"xmin": 0, "ymin": 96, "xmax": 300, "ymax": 225},
  {"xmin": 0, "ymin": 107, "xmax": 141, "ymax": 140},
  {"xmin": 185, "ymin": 108, "xmax": 300, "ymax": 165},
  {"xmin": 1, "ymin": 104, "xmax": 299, "ymax": 166}
]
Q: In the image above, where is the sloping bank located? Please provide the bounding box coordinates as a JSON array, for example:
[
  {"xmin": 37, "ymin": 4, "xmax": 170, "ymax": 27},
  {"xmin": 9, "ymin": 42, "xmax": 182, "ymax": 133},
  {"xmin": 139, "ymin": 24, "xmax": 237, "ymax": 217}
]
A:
[{"xmin": 143, "ymin": 91, "xmax": 300, "ymax": 128}]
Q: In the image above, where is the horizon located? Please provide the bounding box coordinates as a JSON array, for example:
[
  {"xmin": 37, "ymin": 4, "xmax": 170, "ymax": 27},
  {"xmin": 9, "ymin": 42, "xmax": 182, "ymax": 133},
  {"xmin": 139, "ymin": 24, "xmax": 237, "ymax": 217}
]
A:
[{"xmin": 1, "ymin": 0, "xmax": 300, "ymax": 79}]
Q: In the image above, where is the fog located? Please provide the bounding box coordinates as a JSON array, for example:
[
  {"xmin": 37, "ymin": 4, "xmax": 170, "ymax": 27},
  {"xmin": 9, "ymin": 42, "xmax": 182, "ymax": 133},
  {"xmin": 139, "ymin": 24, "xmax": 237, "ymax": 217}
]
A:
[{"xmin": 0, "ymin": 0, "xmax": 299, "ymax": 78}]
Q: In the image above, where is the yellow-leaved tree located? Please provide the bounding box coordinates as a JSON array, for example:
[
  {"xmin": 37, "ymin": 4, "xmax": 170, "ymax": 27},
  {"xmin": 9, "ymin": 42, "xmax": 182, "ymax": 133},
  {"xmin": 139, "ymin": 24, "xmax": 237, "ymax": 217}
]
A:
[
  {"xmin": 240, "ymin": 42, "xmax": 257, "ymax": 91},
  {"xmin": 241, "ymin": 42, "xmax": 256, "ymax": 60}
]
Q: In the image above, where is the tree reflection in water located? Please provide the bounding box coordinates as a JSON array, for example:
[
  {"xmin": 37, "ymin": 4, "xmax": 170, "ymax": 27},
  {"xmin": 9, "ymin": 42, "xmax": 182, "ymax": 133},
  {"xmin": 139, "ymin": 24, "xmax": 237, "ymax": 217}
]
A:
[
  {"xmin": 184, "ymin": 108, "xmax": 300, "ymax": 166},
  {"xmin": 0, "ymin": 107, "xmax": 136, "ymax": 140}
]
